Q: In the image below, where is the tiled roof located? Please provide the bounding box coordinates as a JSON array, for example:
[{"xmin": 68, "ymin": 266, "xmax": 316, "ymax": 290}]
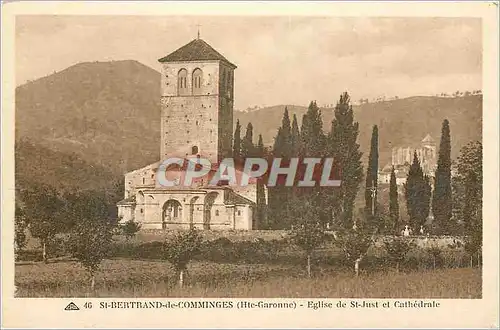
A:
[
  {"xmin": 158, "ymin": 38, "xmax": 237, "ymax": 68},
  {"xmin": 117, "ymin": 196, "xmax": 136, "ymax": 205},
  {"xmin": 224, "ymin": 190, "xmax": 255, "ymax": 206}
]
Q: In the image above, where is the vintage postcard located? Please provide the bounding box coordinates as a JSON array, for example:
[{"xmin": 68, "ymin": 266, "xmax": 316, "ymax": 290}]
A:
[{"xmin": 2, "ymin": 1, "xmax": 499, "ymax": 328}]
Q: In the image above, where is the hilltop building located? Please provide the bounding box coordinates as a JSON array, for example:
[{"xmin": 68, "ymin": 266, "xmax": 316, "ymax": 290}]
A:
[
  {"xmin": 378, "ymin": 134, "xmax": 437, "ymax": 186},
  {"xmin": 117, "ymin": 37, "xmax": 260, "ymax": 230}
]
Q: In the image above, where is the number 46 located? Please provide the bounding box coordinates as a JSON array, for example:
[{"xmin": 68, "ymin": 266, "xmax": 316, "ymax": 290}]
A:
[{"xmin": 84, "ymin": 302, "xmax": 93, "ymax": 309}]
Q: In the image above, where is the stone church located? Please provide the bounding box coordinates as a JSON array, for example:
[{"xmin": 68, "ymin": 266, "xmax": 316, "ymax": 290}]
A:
[{"xmin": 117, "ymin": 37, "xmax": 259, "ymax": 230}]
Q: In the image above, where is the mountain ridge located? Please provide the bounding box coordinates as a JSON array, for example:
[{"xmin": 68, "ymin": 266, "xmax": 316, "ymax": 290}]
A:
[{"xmin": 15, "ymin": 60, "xmax": 482, "ymax": 192}]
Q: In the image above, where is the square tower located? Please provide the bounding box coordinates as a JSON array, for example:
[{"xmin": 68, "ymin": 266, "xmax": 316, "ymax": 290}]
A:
[{"xmin": 158, "ymin": 38, "xmax": 236, "ymax": 164}]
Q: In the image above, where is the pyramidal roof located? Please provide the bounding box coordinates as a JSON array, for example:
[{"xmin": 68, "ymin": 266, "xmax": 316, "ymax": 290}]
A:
[
  {"xmin": 158, "ymin": 38, "xmax": 237, "ymax": 68},
  {"xmin": 422, "ymin": 134, "xmax": 435, "ymax": 144}
]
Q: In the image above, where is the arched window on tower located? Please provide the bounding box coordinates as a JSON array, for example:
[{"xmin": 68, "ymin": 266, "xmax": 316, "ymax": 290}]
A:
[
  {"xmin": 192, "ymin": 68, "xmax": 203, "ymax": 95},
  {"xmin": 178, "ymin": 69, "xmax": 188, "ymax": 95},
  {"xmin": 191, "ymin": 145, "xmax": 199, "ymax": 155}
]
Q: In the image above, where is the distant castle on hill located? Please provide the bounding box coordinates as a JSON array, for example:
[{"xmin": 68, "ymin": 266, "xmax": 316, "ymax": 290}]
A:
[{"xmin": 378, "ymin": 134, "xmax": 437, "ymax": 186}]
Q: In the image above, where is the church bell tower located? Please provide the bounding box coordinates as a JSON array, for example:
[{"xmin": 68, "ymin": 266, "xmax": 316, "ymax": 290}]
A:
[{"xmin": 158, "ymin": 37, "xmax": 236, "ymax": 164}]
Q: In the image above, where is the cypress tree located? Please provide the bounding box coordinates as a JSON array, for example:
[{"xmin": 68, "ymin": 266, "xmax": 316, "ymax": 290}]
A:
[
  {"xmin": 457, "ymin": 141, "xmax": 482, "ymax": 234},
  {"xmin": 389, "ymin": 166, "xmax": 399, "ymax": 234},
  {"xmin": 301, "ymin": 101, "xmax": 325, "ymax": 157},
  {"xmin": 364, "ymin": 125, "xmax": 379, "ymax": 220},
  {"xmin": 405, "ymin": 152, "xmax": 431, "ymax": 231},
  {"xmin": 278, "ymin": 107, "xmax": 292, "ymax": 158},
  {"xmin": 241, "ymin": 122, "xmax": 254, "ymax": 158},
  {"xmin": 432, "ymin": 119, "xmax": 452, "ymax": 234},
  {"xmin": 328, "ymin": 92, "xmax": 363, "ymax": 229},
  {"xmin": 290, "ymin": 114, "xmax": 301, "ymax": 201},
  {"xmin": 300, "ymin": 101, "xmax": 328, "ymax": 224},
  {"xmin": 267, "ymin": 127, "xmax": 282, "ymax": 229},
  {"xmin": 405, "ymin": 153, "xmax": 420, "ymax": 231},
  {"xmin": 300, "ymin": 113, "xmax": 309, "ymax": 157},
  {"xmin": 269, "ymin": 107, "xmax": 294, "ymax": 229},
  {"xmin": 423, "ymin": 174, "xmax": 432, "ymax": 228},
  {"xmin": 256, "ymin": 134, "xmax": 267, "ymax": 229},
  {"xmin": 233, "ymin": 119, "xmax": 241, "ymax": 159},
  {"xmin": 291, "ymin": 114, "xmax": 300, "ymax": 157},
  {"xmin": 257, "ymin": 134, "xmax": 265, "ymax": 156},
  {"xmin": 272, "ymin": 127, "xmax": 282, "ymax": 154}
]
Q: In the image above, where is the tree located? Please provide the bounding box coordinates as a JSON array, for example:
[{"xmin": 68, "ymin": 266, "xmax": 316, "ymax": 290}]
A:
[
  {"xmin": 364, "ymin": 125, "xmax": 379, "ymax": 226},
  {"xmin": 256, "ymin": 133, "xmax": 265, "ymax": 155},
  {"xmin": 122, "ymin": 219, "xmax": 142, "ymax": 241},
  {"xmin": 299, "ymin": 101, "xmax": 329, "ymax": 225},
  {"xmin": 383, "ymin": 237, "xmax": 413, "ymax": 272},
  {"xmin": 291, "ymin": 114, "xmax": 300, "ymax": 156},
  {"xmin": 273, "ymin": 107, "xmax": 292, "ymax": 158},
  {"xmin": 464, "ymin": 231, "xmax": 482, "ymax": 268},
  {"xmin": 300, "ymin": 101, "xmax": 325, "ymax": 157},
  {"xmin": 423, "ymin": 174, "xmax": 432, "ymax": 227},
  {"xmin": 163, "ymin": 229, "xmax": 203, "ymax": 288},
  {"xmin": 233, "ymin": 119, "xmax": 242, "ymax": 159},
  {"xmin": 405, "ymin": 152, "xmax": 432, "ymax": 231},
  {"xmin": 241, "ymin": 122, "xmax": 254, "ymax": 158},
  {"xmin": 107, "ymin": 177, "xmax": 125, "ymax": 221},
  {"xmin": 451, "ymin": 170, "xmax": 466, "ymax": 233},
  {"xmin": 68, "ymin": 191, "xmax": 117, "ymax": 292},
  {"xmin": 328, "ymin": 92, "xmax": 363, "ymax": 229},
  {"xmin": 335, "ymin": 226, "xmax": 373, "ymax": 276},
  {"xmin": 255, "ymin": 134, "xmax": 268, "ymax": 229},
  {"xmin": 432, "ymin": 119, "xmax": 453, "ymax": 234},
  {"xmin": 457, "ymin": 141, "xmax": 482, "ymax": 232},
  {"xmin": 389, "ymin": 166, "xmax": 400, "ymax": 234},
  {"xmin": 456, "ymin": 141, "xmax": 482, "ymax": 266},
  {"xmin": 14, "ymin": 201, "xmax": 28, "ymax": 253},
  {"xmin": 289, "ymin": 196, "xmax": 327, "ymax": 277},
  {"xmin": 22, "ymin": 183, "xmax": 64, "ymax": 263},
  {"xmin": 269, "ymin": 107, "xmax": 293, "ymax": 229},
  {"xmin": 425, "ymin": 243, "xmax": 442, "ymax": 270}
]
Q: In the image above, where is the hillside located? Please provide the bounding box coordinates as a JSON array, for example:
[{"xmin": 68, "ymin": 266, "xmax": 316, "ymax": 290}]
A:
[
  {"xmin": 234, "ymin": 96, "xmax": 482, "ymax": 165},
  {"xmin": 15, "ymin": 139, "xmax": 119, "ymax": 193},
  {"xmin": 15, "ymin": 60, "xmax": 161, "ymax": 174},
  {"xmin": 15, "ymin": 60, "xmax": 482, "ymax": 193}
]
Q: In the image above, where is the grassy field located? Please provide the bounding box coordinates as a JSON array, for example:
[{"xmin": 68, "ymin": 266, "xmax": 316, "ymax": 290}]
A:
[{"xmin": 15, "ymin": 259, "xmax": 481, "ymax": 298}]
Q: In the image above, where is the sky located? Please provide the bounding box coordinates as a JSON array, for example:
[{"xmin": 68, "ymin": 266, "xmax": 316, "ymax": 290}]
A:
[{"xmin": 16, "ymin": 16, "xmax": 482, "ymax": 110}]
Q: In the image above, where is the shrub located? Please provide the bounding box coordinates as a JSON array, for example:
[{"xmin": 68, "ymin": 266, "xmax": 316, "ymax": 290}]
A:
[
  {"xmin": 464, "ymin": 232, "xmax": 482, "ymax": 268},
  {"xmin": 67, "ymin": 191, "xmax": 117, "ymax": 292},
  {"xmin": 162, "ymin": 229, "xmax": 203, "ymax": 288},
  {"xmin": 122, "ymin": 220, "xmax": 141, "ymax": 240},
  {"xmin": 46, "ymin": 236, "xmax": 68, "ymax": 259},
  {"xmin": 335, "ymin": 227, "xmax": 373, "ymax": 276},
  {"xmin": 425, "ymin": 245, "xmax": 443, "ymax": 270},
  {"xmin": 383, "ymin": 236, "xmax": 414, "ymax": 272}
]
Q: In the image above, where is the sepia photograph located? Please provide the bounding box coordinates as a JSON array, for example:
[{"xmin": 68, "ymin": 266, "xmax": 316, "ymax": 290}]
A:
[{"xmin": 2, "ymin": 1, "xmax": 499, "ymax": 329}]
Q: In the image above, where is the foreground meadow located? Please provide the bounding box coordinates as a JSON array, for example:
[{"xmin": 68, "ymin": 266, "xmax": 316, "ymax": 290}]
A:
[{"xmin": 15, "ymin": 259, "xmax": 481, "ymax": 298}]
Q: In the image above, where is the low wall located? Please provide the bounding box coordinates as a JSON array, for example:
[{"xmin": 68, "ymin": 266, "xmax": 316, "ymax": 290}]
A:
[
  {"xmin": 137, "ymin": 229, "xmax": 466, "ymax": 247},
  {"xmin": 137, "ymin": 229, "xmax": 289, "ymax": 241},
  {"xmin": 372, "ymin": 235, "xmax": 466, "ymax": 249}
]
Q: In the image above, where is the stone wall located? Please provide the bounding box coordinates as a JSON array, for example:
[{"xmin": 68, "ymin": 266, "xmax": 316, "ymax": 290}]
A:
[{"xmin": 135, "ymin": 229, "xmax": 466, "ymax": 247}]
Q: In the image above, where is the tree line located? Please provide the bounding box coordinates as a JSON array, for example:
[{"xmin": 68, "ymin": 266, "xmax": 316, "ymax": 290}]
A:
[
  {"xmin": 231, "ymin": 91, "xmax": 482, "ymax": 277},
  {"xmin": 234, "ymin": 92, "xmax": 481, "ymax": 237},
  {"xmin": 14, "ymin": 91, "xmax": 483, "ymax": 290}
]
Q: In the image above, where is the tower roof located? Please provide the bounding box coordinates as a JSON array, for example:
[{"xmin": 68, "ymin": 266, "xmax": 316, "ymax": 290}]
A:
[
  {"xmin": 158, "ymin": 38, "xmax": 237, "ymax": 68},
  {"xmin": 422, "ymin": 134, "xmax": 435, "ymax": 144}
]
